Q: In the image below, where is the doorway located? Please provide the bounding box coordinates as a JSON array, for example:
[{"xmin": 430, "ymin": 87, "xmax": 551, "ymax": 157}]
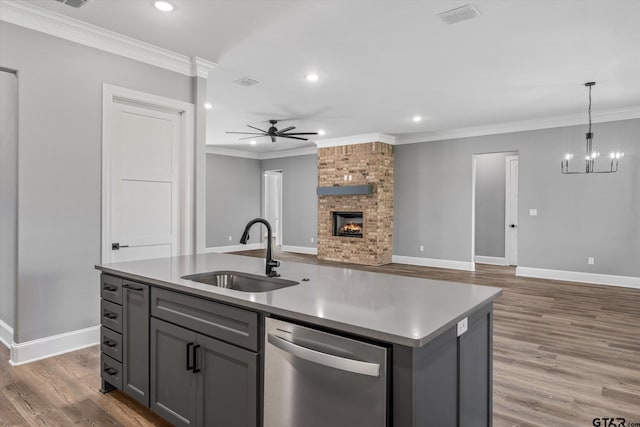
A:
[
  {"xmin": 263, "ymin": 170, "xmax": 283, "ymax": 246},
  {"xmin": 472, "ymin": 152, "xmax": 519, "ymax": 266},
  {"xmin": 101, "ymin": 85, "xmax": 194, "ymax": 263}
]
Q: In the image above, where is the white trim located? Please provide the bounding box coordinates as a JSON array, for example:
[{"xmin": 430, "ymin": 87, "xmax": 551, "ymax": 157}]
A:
[
  {"xmin": 516, "ymin": 267, "xmax": 640, "ymax": 289},
  {"xmin": 395, "ymin": 107, "xmax": 640, "ymax": 145},
  {"xmin": 101, "ymin": 84, "xmax": 195, "ymax": 263},
  {"xmin": 0, "ymin": 319, "xmax": 13, "ymax": 349},
  {"xmin": 505, "ymin": 155, "xmax": 519, "ymax": 266},
  {"xmin": 205, "ymin": 145, "xmax": 318, "ymax": 160},
  {"xmin": 471, "ymin": 156, "xmax": 477, "ymax": 268},
  {"xmin": 0, "ymin": 0, "xmax": 215, "ymax": 77},
  {"xmin": 9, "ymin": 325, "xmax": 100, "ymax": 366},
  {"xmin": 392, "ymin": 255, "xmax": 475, "ymax": 271},
  {"xmin": 474, "ymin": 256, "xmax": 507, "ymax": 266},
  {"xmin": 202, "ymin": 243, "xmax": 266, "ymax": 253},
  {"xmin": 281, "ymin": 245, "xmax": 318, "ymax": 255},
  {"xmin": 315, "ymin": 133, "xmax": 396, "ymax": 148}
]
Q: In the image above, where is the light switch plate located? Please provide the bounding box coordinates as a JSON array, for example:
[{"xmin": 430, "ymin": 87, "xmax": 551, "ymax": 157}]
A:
[
  {"xmin": 529, "ymin": 209, "xmax": 538, "ymax": 216},
  {"xmin": 457, "ymin": 317, "xmax": 468, "ymax": 337}
]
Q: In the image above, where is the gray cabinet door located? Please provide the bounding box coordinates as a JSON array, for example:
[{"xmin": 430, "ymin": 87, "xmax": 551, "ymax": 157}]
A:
[
  {"xmin": 151, "ymin": 318, "xmax": 197, "ymax": 427},
  {"xmin": 196, "ymin": 333, "xmax": 258, "ymax": 427},
  {"xmin": 122, "ymin": 281, "xmax": 149, "ymax": 406},
  {"xmin": 459, "ymin": 310, "xmax": 491, "ymax": 427}
]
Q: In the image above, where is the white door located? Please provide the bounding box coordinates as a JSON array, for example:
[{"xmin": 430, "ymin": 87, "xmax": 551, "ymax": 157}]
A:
[
  {"xmin": 505, "ymin": 156, "xmax": 519, "ymax": 266},
  {"xmin": 107, "ymin": 101, "xmax": 182, "ymax": 263},
  {"xmin": 264, "ymin": 171, "xmax": 283, "ymax": 246}
]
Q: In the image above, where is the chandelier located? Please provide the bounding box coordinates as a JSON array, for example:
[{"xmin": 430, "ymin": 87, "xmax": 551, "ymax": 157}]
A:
[{"xmin": 561, "ymin": 82, "xmax": 624, "ymax": 174}]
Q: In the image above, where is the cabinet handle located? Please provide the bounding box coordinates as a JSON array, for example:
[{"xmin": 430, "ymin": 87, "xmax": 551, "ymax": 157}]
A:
[
  {"xmin": 186, "ymin": 342, "xmax": 194, "ymax": 371},
  {"xmin": 192, "ymin": 344, "xmax": 201, "ymax": 373},
  {"xmin": 103, "ymin": 286, "xmax": 117, "ymax": 292},
  {"xmin": 103, "ymin": 367, "xmax": 117, "ymax": 376},
  {"xmin": 122, "ymin": 284, "xmax": 144, "ymax": 291},
  {"xmin": 104, "ymin": 312, "xmax": 117, "ymax": 320},
  {"xmin": 103, "ymin": 339, "xmax": 117, "ymax": 348}
]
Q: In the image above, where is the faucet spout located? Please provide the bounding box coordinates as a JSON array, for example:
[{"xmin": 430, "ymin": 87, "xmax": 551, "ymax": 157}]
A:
[{"xmin": 239, "ymin": 218, "xmax": 280, "ymax": 277}]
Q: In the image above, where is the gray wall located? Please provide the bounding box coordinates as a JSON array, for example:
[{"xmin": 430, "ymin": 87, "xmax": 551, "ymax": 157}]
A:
[
  {"xmin": 475, "ymin": 152, "xmax": 517, "ymax": 258},
  {"xmin": 0, "ymin": 22, "xmax": 193, "ymax": 343},
  {"xmin": 0, "ymin": 69, "xmax": 18, "ymax": 329},
  {"xmin": 261, "ymin": 155, "xmax": 318, "ymax": 248},
  {"xmin": 205, "ymin": 154, "xmax": 261, "ymax": 247},
  {"xmin": 395, "ymin": 118, "xmax": 640, "ymax": 276}
]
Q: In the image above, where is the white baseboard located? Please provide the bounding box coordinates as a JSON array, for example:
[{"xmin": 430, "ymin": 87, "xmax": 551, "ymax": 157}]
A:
[
  {"xmin": 474, "ymin": 256, "xmax": 507, "ymax": 266},
  {"xmin": 202, "ymin": 242, "xmax": 266, "ymax": 253},
  {"xmin": 9, "ymin": 325, "xmax": 100, "ymax": 366},
  {"xmin": 281, "ymin": 245, "xmax": 318, "ymax": 255},
  {"xmin": 392, "ymin": 255, "xmax": 475, "ymax": 271},
  {"xmin": 516, "ymin": 267, "xmax": 640, "ymax": 289},
  {"xmin": 0, "ymin": 318, "xmax": 13, "ymax": 349}
]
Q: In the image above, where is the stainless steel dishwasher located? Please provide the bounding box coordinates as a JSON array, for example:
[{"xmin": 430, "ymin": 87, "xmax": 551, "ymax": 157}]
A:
[{"xmin": 264, "ymin": 317, "xmax": 388, "ymax": 427}]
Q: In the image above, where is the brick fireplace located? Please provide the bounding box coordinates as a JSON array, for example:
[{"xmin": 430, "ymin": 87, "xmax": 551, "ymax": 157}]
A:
[{"xmin": 317, "ymin": 141, "xmax": 394, "ymax": 266}]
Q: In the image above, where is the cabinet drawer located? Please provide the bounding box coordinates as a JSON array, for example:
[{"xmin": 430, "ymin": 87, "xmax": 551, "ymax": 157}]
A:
[
  {"xmin": 101, "ymin": 353, "xmax": 123, "ymax": 390},
  {"xmin": 101, "ymin": 300, "xmax": 123, "ymax": 333},
  {"xmin": 101, "ymin": 326, "xmax": 123, "ymax": 362},
  {"xmin": 151, "ymin": 287, "xmax": 259, "ymax": 351},
  {"xmin": 101, "ymin": 275, "xmax": 123, "ymax": 305}
]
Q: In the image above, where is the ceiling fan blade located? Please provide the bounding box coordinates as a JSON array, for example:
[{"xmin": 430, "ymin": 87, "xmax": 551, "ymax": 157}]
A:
[
  {"xmin": 277, "ymin": 126, "xmax": 295, "ymax": 133},
  {"xmin": 280, "ymin": 135, "xmax": 309, "ymax": 141},
  {"xmin": 270, "ymin": 135, "xmax": 277, "ymax": 143},
  {"xmin": 226, "ymin": 131, "xmax": 266, "ymax": 135},
  {"xmin": 247, "ymin": 125, "xmax": 268, "ymax": 133},
  {"xmin": 238, "ymin": 135, "xmax": 267, "ymax": 140},
  {"xmin": 282, "ymin": 132, "xmax": 318, "ymax": 136}
]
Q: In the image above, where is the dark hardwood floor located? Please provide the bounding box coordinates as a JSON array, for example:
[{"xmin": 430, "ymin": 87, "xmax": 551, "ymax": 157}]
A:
[{"xmin": 1, "ymin": 249, "xmax": 639, "ymax": 426}]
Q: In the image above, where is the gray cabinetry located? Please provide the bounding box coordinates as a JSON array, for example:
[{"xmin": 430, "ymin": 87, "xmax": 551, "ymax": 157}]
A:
[
  {"xmin": 150, "ymin": 287, "xmax": 259, "ymax": 427},
  {"xmin": 99, "ymin": 274, "xmax": 150, "ymax": 407}
]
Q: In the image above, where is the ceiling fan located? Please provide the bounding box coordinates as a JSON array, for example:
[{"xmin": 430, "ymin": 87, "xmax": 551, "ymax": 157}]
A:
[{"xmin": 226, "ymin": 120, "xmax": 318, "ymax": 143}]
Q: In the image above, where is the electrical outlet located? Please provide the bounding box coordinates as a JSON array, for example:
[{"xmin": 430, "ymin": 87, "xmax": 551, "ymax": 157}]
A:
[
  {"xmin": 529, "ymin": 208, "xmax": 538, "ymax": 216},
  {"xmin": 311, "ymin": 237, "xmax": 314, "ymax": 243},
  {"xmin": 228, "ymin": 235, "xmax": 232, "ymax": 241},
  {"xmin": 588, "ymin": 257, "xmax": 595, "ymax": 265},
  {"xmin": 419, "ymin": 245, "xmax": 424, "ymax": 252},
  {"xmin": 457, "ymin": 317, "xmax": 468, "ymax": 337}
]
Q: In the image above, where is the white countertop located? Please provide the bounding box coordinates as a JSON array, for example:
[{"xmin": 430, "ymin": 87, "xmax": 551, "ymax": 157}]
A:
[{"xmin": 96, "ymin": 253, "xmax": 501, "ymax": 347}]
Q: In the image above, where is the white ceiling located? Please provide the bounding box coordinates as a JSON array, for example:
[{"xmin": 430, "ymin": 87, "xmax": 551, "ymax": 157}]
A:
[{"xmin": 25, "ymin": 0, "xmax": 640, "ymax": 153}]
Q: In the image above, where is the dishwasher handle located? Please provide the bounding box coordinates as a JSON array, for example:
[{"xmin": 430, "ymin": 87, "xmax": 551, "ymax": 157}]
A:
[{"xmin": 268, "ymin": 333, "xmax": 380, "ymax": 377}]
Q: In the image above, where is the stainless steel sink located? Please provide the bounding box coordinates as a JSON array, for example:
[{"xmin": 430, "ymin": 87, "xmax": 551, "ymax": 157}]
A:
[{"xmin": 181, "ymin": 271, "xmax": 299, "ymax": 292}]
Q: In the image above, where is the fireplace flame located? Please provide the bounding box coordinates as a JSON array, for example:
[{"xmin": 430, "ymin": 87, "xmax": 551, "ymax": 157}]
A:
[{"xmin": 341, "ymin": 223, "xmax": 362, "ymax": 233}]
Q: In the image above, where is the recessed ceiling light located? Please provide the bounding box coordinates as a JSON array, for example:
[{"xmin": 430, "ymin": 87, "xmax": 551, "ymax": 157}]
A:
[
  {"xmin": 317, "ymin": 129, "xmax": 326, "ymax": 136},
  {"xmin": 204, "ymin": 103, "xmax": 212, "ymax": 109},
  {"xmin": 153, "ymin": 1, "xmax": 174, "ymax": 12},
  {"xmin": 412, "ymin": 115, "xmax": 423, "ymax": 122},
  {"xmin": 305, "ymin": 73, "xmax": 319, "ymax": 82},
  {"xmin": 250, "ymin": 140, "xmax": 257, "ymax": 145}
]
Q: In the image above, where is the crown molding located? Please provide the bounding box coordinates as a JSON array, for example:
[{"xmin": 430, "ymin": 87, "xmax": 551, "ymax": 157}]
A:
[
  {"xmin": 205, "ymin": 145, "xmax": 318, "ymax": 160},
  {"xmin": 315, "ymin": 133, "xmax": 396, "ymax": 148},
  {"xmin": 0, "ymin": 0, "xmax": 216, "ymax": 77},
  {"xmin": 395, "ymin": 106, "xmax": 640, "ymax": 145}
]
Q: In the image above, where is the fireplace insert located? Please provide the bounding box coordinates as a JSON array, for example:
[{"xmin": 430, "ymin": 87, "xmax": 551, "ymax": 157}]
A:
[{"xmin": 333, "ymin": 212, "xmax": 363, "ymax": 238}]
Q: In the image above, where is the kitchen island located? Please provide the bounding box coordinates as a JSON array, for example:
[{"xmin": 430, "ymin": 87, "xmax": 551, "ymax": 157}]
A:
[{"xmin": 96, "ymin": 253, "xmax": 501, "ymax": 427}]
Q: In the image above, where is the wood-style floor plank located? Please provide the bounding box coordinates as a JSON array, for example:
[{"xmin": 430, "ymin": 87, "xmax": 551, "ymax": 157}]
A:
[{"xmin": 0, "ymin": 249, "xmax": 638, "ymax": 426}]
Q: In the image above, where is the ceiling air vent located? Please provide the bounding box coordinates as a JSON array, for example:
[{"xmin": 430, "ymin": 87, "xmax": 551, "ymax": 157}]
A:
[
  {"xmin": 55, "ymin": 0, "xmax": 91, "ymax": 8},
  {"xmin": 438, "ymin": 4, "xmax": 480, "ymax": 25},
  {"xmin": 233, "ymin": 76, "xmax": 261, "ymax": 87}
]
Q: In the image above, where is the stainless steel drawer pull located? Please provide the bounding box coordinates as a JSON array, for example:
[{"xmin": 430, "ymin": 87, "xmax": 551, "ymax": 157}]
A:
[
  {"xmin": 103, "ymin": 340, "xmax": 117, "ymax": 348},
  {"xmin": 268, "ymin": 333, "xmax": 380, "ymax": 377},
  {"xmin": 104, "ymin": 312, "xmax": 117, "ymax": 319},
  {"xmin": 123, "ymin": 284, "xmax": 144, "ymax": 291},
  {"xmin": 103, "ymin": 286, "xmax": 117, "ymax": 292}
]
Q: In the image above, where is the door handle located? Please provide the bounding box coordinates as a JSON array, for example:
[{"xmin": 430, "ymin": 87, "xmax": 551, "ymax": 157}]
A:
[
  {"xmin": 104, "ymin": 312, "xmax": 117, "ymax": 320},
  {"xmin": 103, "ymin": 339, "xmax": 117, "ymax": 348},
  {"xmin": 267, "ymin": 334, "xmax": 380, "ymax": 377},
  {"xmin": 509, "ymin": 224, "xmax": 518, "ymax": 228},
  {"xmin": 186, "ymin": 342, "xmax": 194, "ymax": 371},
  {"xmin": 192, "ymin": 345, "xmax": 201, "ymax": 373},
  {"xmin": 122, "ymin": 283, "xmax": 144, "ymax": 291},
  {"xmin": 103, "ymin": 367, "xmax": 118, "ymax": 376},
  {"xmin": 111, "ymin": 243, "xmax": 129, "ymax": 250}
]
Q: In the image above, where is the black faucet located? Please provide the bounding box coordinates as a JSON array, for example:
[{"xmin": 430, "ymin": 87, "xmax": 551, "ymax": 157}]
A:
[{"xmin": 239, "ymin": 218, "xmax": 280, "ymax": 277}]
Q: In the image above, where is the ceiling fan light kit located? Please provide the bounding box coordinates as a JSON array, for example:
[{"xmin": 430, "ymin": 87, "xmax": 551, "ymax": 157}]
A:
[
  {"xmin": 226, "ymin": 120, "xmax": 318, "ymax": 143},
  {"xmin": 561, "ymin": 82, "xmax": 624, "ymax": 174}
]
